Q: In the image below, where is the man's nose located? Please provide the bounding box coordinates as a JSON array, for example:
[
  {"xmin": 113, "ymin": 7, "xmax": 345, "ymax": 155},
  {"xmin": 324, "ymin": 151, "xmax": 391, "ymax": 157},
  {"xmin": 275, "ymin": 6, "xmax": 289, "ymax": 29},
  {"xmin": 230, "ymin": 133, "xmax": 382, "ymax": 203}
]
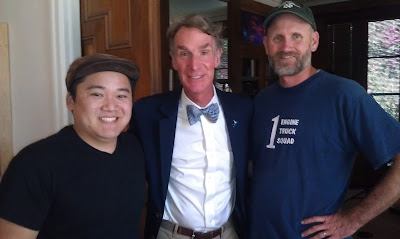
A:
[
  {"xmin": 281, "ymin": 38, "xmax": 294, "ymax": 51},
  {"xmin": 188, "ymin": 55, "xmax": 200, "ymax": 70},
  {"xmin": 102, "ymin": 95, "xmax": 117, "ymax": 111}
]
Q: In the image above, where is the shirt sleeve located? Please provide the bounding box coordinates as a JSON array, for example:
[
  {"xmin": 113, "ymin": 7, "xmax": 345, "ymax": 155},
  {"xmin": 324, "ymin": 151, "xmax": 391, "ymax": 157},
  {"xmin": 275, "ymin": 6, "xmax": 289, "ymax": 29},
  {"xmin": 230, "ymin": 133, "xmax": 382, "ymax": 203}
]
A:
[
  {"xmin": 347, "ymin": 90, "xmax": 400, "ymax": 169},
  {"xmin": 0, "ymin": 145, "xmax": 52, "ymax": 231}
]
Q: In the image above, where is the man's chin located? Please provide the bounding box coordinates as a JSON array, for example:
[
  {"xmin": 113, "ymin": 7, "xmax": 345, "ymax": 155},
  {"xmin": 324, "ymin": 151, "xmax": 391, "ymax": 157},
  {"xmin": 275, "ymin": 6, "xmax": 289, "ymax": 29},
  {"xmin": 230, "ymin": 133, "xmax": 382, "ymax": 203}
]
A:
[
  {"xmin": 275, "ymin": 67, "xmax": 298, "ymax": 76},
  {"xmin": 273, "ymin": 62, "xmax": 307, "ymax": 76},
  {"xmin": 98, "ymin": 128, "xmax": 125, "ymax": 139}
]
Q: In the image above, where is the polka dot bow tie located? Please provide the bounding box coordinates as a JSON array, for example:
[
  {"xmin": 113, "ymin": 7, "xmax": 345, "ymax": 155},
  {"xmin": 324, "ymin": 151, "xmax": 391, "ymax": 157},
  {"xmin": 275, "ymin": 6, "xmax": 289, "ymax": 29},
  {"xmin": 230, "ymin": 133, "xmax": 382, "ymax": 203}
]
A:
[{"xmin": 186, "ymin": 103, "xmax": 219, "ymax": 125}]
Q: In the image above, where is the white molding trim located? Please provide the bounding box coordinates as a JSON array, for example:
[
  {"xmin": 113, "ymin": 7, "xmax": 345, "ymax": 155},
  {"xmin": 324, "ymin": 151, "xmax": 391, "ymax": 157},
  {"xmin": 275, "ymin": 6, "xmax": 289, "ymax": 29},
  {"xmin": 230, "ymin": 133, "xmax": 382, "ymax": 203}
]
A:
[{"xmin": 50, "ymin": 0, "xmax": 81, "ymax": 130}]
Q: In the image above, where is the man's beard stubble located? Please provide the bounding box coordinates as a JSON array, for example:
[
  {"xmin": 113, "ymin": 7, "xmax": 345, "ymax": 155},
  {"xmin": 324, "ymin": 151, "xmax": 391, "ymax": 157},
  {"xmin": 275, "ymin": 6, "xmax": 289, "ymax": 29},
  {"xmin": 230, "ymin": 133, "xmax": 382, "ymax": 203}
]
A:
[{"xmin": 268, "ymin": 49, "xmax": 311, "ymax": 76}]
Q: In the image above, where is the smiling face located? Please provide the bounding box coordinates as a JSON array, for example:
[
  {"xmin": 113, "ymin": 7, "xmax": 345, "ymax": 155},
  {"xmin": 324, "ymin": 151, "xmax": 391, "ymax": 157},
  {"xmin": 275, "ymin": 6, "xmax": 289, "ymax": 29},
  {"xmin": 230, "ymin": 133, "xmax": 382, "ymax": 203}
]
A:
[
  {"xmin": 264, "ymin": 13, "xmax": 319, "ymax": 77},
  {"xmin": 171, "ymin": 27, "xmax": 222, "ymax": 106},
  {"xmin": 67, "ymin": 71, "xmax": 132, "ymax": 153}
]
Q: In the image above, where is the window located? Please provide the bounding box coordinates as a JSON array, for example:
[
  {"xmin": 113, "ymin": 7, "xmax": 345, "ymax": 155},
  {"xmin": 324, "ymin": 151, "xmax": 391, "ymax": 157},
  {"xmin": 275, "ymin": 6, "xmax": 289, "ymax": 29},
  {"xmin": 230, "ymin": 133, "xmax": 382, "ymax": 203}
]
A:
[
  {"xmin": 367, "ymin": 19, "xmax": 400, "ymax": 120},
  {"xmin": 215, "ymin": 38, "xmax": 230, "ymax": 91},
  {"xmin": 215, "ymin": 38, "xmax": 228, "ymax": 81}
]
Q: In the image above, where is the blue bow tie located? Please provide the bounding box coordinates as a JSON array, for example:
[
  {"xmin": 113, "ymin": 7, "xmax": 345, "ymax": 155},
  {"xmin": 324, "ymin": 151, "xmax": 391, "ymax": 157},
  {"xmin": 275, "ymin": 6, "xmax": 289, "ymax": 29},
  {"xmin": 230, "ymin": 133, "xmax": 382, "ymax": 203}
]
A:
[{"xmin": 186, "ymin": 103, "xmax": 219, "ymax": 125}]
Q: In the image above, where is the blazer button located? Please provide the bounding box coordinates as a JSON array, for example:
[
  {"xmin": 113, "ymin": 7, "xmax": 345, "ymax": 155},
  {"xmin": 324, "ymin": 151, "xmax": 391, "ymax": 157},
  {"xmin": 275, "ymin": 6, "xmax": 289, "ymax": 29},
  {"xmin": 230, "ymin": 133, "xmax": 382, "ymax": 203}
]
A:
[{"xmin": 156, "ymin": 212, "xmax": 163, "ymax": 218}]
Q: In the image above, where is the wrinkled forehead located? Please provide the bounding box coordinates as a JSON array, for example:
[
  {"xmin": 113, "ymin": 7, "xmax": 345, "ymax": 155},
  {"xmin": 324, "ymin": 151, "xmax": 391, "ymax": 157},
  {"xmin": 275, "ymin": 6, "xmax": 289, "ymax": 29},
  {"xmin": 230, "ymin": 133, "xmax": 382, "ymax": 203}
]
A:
[{"xmin": 172, "ymin": 27, "xmax": 217, "ymax": 51}]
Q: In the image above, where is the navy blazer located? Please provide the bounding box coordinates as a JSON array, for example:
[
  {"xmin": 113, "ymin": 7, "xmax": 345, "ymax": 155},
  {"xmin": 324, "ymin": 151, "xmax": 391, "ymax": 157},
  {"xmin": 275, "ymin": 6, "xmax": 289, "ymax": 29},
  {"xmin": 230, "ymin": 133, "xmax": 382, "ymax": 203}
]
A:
[{"xmin": 130, "ymin": 88, "xmax": 253, "ymax": 239}]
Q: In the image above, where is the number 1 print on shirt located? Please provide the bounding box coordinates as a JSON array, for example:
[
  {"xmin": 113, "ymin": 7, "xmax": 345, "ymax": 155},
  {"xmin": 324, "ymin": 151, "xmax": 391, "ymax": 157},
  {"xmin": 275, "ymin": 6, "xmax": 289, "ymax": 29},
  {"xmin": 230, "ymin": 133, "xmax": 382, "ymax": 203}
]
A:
[
  {"xmin": 266, "ymin": 115, "xmax": 299, "ymax": 148},
  {"xmin": 266, "ymin": 115, "xmax": 280, "ymax": 149}
]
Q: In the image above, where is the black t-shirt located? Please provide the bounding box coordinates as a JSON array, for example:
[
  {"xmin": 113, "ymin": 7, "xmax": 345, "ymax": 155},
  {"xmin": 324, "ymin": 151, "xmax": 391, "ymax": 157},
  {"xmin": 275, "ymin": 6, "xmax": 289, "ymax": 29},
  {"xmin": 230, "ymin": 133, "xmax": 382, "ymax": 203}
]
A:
[{"xmin": 0, "ymin": 126, "xmax": 145, "ymax": 239}]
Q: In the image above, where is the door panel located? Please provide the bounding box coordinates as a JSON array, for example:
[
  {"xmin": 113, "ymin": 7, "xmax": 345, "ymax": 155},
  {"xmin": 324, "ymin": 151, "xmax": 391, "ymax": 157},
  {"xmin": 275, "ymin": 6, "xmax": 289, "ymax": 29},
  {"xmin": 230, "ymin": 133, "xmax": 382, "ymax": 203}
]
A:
[{"xmin": 80, "ymin": 0, "xmax": 162, "ymax": 100}]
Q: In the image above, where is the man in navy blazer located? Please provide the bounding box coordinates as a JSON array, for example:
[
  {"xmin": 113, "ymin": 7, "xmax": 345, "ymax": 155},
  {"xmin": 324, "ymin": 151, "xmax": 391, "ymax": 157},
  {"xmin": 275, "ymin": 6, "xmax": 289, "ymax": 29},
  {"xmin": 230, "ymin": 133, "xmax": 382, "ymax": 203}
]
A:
[{"xmin": 130, "ymin": 15, "xmax": 252, "ymax": 239}]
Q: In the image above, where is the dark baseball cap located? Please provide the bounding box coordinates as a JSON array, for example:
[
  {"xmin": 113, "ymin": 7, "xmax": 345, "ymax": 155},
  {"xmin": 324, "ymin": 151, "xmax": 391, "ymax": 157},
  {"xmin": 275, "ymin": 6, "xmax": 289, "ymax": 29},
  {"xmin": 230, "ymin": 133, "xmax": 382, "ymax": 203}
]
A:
[
  {"xmin": 263, "ymin": 1, "xmax": 317, "ymax": 31},
  {"xmin": 66, "ymin": 53, "xmax": 140, "ymax": 94}
]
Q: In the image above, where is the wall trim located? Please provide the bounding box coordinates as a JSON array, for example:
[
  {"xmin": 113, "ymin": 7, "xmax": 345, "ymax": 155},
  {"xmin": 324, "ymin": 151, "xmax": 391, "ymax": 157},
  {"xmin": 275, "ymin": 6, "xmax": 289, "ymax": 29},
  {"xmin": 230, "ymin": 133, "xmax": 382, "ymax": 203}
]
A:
[
  {"xmin": 50, "ymin": 0, "xmax": 81, "ymax": 129},
  {"xmin": 0, "ymin": 23, "xmax": 13, "ymax": 178}
]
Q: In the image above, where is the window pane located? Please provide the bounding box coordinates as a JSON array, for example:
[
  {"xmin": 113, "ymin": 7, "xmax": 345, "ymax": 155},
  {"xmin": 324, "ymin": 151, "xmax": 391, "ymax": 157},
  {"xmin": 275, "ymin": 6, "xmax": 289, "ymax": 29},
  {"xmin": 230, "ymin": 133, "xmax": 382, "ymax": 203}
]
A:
[
  {"xmin": 371, "ymin": 95, "xmax": 399, "ymax": 120},
  {"xmin": 368, "ymin": 19, "xmax": 400, "ymax": 120},
  {"xmin": 215, "ymin": 69, "xmax": 228, "ymax": 80},
  {"xmin": 367, "ymin": 57, "xmax": 400, "ymax": 93},
  {"xmin": 368, "ymin": 19, "xmax": 400, "ymax": 58},
  {"xmin": 217, "ymin": 38, "xmax": 228, "ymax": 69}
]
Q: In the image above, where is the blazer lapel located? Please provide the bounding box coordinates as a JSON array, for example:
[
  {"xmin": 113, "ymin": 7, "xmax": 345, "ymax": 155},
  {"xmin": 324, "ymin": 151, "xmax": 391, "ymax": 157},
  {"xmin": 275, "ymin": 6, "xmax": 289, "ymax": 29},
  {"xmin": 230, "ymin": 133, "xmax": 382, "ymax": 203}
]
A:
[{"xmin": 159, "ymin": 90, "xmax": 180, "ymax": 196}]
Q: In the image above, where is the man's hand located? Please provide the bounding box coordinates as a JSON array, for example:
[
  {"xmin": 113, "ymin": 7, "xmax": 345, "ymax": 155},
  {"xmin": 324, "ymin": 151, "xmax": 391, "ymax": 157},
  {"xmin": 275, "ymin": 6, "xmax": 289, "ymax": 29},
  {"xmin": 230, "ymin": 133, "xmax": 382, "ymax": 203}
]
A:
[
  {"xmin": 302, "ymin": 154, "xmax": 400, "ymax": 239},
  {"xmin": 300, "ymin": 211, "xmax": 360, "ymax": 239}
]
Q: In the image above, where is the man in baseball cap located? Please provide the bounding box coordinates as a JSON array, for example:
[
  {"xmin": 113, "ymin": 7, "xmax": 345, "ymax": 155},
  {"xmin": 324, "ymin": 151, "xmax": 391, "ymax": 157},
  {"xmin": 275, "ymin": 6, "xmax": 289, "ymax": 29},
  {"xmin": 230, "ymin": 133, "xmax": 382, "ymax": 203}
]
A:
[
  {"xmin": 0, "ymin": 54, "xmax": 146, "ymax": 239},
  {"xmin": 249, "ymin": 1, "xmax": 400, "ymax": 238}
]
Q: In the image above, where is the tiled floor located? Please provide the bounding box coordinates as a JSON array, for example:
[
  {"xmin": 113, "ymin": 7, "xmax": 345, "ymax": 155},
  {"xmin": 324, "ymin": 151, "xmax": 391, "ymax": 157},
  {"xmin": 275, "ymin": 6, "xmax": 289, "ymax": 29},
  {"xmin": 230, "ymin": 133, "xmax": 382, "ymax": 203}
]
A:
[{"xmin": 345, "ymin": 189, "xmax": 400, "ymax": 239}]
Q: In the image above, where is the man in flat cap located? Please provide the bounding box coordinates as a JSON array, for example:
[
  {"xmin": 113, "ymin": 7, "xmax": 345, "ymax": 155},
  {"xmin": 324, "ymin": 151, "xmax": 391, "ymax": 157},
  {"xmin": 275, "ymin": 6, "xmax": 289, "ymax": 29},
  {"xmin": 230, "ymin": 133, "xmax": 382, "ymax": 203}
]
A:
[
  {"xmin": 249, "ymin": 1, "xmax": 400, "ymax": 238},
  {"xmin": 0, "ymin": 54, "xmax": 145, "ymax": 239}
]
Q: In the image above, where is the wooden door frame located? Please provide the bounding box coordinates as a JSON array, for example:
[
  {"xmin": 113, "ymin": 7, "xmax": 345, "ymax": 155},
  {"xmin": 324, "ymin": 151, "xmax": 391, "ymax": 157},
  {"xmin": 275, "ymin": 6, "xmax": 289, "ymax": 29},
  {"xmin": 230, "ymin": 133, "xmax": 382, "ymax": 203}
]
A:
[{"xmin": 160, "ymin": 0, "xmax": 171, "ymax": 93}]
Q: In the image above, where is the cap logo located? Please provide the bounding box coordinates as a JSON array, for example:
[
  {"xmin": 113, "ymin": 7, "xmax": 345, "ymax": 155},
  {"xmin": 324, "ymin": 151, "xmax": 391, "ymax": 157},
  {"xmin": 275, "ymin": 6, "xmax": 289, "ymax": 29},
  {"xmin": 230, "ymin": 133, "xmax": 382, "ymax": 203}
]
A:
[{"xmin": 280, "ymin": 1, "xmax": 301, "ymax": 9}]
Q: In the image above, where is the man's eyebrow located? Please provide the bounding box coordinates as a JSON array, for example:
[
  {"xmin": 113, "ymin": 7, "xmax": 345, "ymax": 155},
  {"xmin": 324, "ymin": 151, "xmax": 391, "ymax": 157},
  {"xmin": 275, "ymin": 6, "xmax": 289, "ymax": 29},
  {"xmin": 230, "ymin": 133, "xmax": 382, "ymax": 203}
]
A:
[
  {"xmin": 86, "ymin": 85, "xmax": 131, "ymax": 93},
  {"xmin": 176, "ymin": 45, "xmax": 188, "ymax": 51},
  {"xmin": 86, "ymin": 85, "xmax": 105, "ymax": 90},
  {"xmin": 118, "ymin": 88, "xmax": 131, "ymax": 93},
  {"xmin": 176, "ymin": 43, "xmax": 212, "ymax": 51},
  {"xmin": 200, "ymin": 43, "xmax": 212, "ymax": 49}
]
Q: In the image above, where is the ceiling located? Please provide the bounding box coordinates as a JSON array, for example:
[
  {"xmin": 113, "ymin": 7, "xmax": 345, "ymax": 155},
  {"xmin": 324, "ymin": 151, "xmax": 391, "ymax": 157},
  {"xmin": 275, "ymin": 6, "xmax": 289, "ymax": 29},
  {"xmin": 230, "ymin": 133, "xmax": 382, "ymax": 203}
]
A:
[
  {"xmin": 169, "ymin": 0, "xmax": 228, "ymax": 22},
  {"xmin": 255, "ymin": 0, "xmax": 350, "ymax": 7},
  {"xmin": 169, "ymin": 0, "xmax": 351, "ymax": 21}
]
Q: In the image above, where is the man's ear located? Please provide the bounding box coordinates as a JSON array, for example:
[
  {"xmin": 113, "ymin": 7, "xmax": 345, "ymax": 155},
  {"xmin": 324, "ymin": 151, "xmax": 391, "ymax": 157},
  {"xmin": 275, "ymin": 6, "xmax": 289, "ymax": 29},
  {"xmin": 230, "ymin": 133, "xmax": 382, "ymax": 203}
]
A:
[
  {"xmin": 170, "ymin": 51, "xmax": 178, "ymax": 70},
  {"xmin": 311, "ymin": 31, "xmax": 320, "ymax": 52},
  {"xmin": 66, "ymin": 93, "xmax": 75, "ymax": 111},
  {"xmin": 263, "ymin": 36, "xmax": 269, "ymax": 56}
]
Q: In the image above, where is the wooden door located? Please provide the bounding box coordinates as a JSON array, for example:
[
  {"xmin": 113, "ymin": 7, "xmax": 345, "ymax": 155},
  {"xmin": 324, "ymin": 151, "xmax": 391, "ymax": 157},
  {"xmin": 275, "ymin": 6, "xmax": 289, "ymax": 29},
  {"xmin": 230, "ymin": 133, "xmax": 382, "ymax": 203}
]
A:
[{"xmin": 80, "ymin": 0, "xmax": 163, "ymax": 100}]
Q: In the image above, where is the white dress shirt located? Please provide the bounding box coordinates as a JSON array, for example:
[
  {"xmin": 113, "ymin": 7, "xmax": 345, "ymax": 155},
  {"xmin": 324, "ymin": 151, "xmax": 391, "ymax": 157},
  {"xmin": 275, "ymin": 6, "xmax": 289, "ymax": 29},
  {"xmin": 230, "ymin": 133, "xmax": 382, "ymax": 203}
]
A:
[{"xmin": 163, "ymin": 87, "xmax": 235, "ymax": 231}]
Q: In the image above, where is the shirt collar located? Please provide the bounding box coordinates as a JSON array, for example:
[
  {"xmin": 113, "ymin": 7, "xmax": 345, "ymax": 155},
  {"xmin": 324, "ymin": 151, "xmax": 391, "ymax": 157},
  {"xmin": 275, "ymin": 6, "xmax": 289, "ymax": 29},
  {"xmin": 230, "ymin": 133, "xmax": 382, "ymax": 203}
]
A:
[{"xmin": 180, "ymin": 86, "xmax": 219, "ymax": 109}]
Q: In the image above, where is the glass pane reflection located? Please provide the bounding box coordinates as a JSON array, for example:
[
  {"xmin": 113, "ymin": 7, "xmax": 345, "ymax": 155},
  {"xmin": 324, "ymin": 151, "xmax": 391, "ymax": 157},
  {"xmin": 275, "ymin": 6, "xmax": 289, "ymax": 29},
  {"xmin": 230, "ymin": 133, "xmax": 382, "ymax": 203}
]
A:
[
  {"xmin": 371, "ymin": 95, "xmax": 399, "ymax": 120},
  {"xmin": 215, "ymin": 69, "xmax": 228, "ymax": 80},
  {"xmin": 218, "ymin": 38, "xmax": 228, "ymax": 69},
  {"xmin": 367, "ymin": 57, "xmax": 400, "ymax": 94},
  {"xmin": 368, "ymin": 19, "xmax": 400, "ymax": 120},
  {"xmin": 368, "ymin": 19, "xmax": 400, "ymax": 57}
]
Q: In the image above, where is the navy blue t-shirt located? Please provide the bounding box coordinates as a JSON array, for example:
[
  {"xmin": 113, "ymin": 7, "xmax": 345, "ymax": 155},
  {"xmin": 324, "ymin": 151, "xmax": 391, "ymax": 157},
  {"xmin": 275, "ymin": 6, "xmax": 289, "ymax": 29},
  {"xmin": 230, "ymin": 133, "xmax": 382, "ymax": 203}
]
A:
[{"xmin": 249, "ymin": 70, "xmax": 400, "ymax": 238}]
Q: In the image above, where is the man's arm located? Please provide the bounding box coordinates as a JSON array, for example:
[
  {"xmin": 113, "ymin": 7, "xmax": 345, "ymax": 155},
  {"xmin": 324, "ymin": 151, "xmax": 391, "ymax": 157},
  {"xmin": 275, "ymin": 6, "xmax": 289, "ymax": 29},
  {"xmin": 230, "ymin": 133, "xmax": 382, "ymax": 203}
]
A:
[
  {"xmin": 0, "ymin": 218, "xmax": 38, "ymax": 239},
  {"xmin": 301, "ymin": 153, "xmax": 400, "ymax": 239}
]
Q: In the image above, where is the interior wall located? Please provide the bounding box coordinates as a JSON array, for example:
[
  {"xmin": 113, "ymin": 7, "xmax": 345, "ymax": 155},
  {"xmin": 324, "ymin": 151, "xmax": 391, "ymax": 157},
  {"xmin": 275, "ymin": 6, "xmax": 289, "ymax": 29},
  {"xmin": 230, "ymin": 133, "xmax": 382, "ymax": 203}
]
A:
[
  {"xmin": 0, "ymin": 0, "xmax": 81, "ymax": 157},
  {"xmin": 0, "ymin": 23, "xmax": 13, "ymax": 177}
]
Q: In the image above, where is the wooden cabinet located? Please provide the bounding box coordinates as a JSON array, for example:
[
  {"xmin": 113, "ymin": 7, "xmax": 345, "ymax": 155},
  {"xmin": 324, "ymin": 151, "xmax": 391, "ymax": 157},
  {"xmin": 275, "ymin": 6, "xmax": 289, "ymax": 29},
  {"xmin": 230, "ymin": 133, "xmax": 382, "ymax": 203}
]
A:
[{"xmin": 227, "ymin": 0, "xmax": 275, "ymax": 97}]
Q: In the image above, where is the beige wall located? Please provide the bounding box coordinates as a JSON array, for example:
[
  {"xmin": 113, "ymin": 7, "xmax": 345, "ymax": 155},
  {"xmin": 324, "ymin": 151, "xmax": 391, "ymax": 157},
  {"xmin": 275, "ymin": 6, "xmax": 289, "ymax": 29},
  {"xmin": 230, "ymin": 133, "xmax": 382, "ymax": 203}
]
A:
[
  {"xmin": 0, "ymin": 23, "xmax": 13, "ymax": 177},
  {"xmin": 0, "ymin": 0, "xmax": 80, "ymax": 166}
]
